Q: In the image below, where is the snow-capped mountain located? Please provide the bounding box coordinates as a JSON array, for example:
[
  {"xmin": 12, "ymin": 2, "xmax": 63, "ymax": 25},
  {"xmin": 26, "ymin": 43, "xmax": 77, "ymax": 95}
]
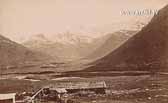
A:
[
  {"xmin": 49, "ymin": 32, "xmax": 94, "ymax": 45},
  {"xmin": 23, "ymin": 33, "xmax": 97, "ymax": 61}
]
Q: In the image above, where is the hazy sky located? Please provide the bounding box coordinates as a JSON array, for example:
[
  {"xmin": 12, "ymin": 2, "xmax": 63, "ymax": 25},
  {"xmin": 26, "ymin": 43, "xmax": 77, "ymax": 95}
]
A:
[{"xmin": 0, "ymin": 0, "xmax": 167, "ymax": 42}]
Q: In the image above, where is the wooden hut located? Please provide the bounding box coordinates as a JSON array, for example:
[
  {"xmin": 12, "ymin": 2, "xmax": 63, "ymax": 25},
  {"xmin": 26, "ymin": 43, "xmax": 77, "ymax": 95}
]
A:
[
  {"xmin": 0, "ymin": 93, "xmax": 16, "ymax": 103},
  {"xmin": 47, "ymin": 81, "xmax": 107, "ymax": 94}
]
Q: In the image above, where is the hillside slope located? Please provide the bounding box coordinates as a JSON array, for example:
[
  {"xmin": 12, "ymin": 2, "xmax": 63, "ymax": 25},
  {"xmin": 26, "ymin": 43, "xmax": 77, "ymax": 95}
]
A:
[
  {"xmin": 86, "ymin": 30, "xmax": 137, "ymax": 60},
  {"xmin": 0, "ymin": 34, "xmax": 50, "ymax": 67},
  {"xmin": 84, "ymin": 5, "xmax": 168, "ymax": 72}
]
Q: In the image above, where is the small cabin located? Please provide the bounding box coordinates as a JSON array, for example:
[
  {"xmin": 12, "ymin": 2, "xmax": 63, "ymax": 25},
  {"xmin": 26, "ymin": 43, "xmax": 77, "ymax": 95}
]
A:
[
  {"xmin": 47, "ymin": 81, "xmax": 107, "ymax": 94},
  {"xmin": 0, "ymin": 93, "xmax": 16, "ymax": 103}
]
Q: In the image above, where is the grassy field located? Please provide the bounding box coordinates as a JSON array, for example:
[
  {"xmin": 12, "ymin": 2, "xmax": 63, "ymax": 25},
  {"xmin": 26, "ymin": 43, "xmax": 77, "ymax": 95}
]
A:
[{"xmin": 0, "ymin": 73, "xmax": 168, "ymax": 103}]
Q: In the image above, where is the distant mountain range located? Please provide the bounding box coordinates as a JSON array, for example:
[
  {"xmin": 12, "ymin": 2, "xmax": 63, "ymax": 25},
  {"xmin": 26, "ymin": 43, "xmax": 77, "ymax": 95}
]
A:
[
  {"xmin": 23, "ymin": 30, "xmax": 138, "ymax": 61},
  {"xmin": 84, "ymin": 5, "xmax": 168, "ymax": 72},
  {"xmin": 0, "ymin": 29, "xmax": 139, "ymax": 71}
]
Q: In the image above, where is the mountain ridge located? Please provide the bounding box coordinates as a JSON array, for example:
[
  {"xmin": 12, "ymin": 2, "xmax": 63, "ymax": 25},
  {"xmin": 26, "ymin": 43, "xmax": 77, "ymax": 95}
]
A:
[
  {"xmin": 83, "ymin": 5, "xmax": 168, "ymax": 72},
  {"xmin": 86, "ymin": 30, "xmax": 137, "ymax": 60}
]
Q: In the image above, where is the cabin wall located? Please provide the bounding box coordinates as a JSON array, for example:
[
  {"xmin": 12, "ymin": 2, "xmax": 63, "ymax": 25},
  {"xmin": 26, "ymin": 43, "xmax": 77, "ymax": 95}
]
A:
[
  {"xmin": 66, "ymin": 88, "xmax": 106, "ymax": 94},
  {"xmin": 0, "ymin": 99, "xmax": 13, "ymax": 103}
]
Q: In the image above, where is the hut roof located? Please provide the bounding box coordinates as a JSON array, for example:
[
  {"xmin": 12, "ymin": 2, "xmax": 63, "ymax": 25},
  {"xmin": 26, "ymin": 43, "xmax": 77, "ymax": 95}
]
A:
[
  {"xmin": 47, "ymin": 81, "xmax": 107, "ymax": 89},
  {"xmin": 50, "ymin": 88, "xmax": 67, "ymax": 93}
]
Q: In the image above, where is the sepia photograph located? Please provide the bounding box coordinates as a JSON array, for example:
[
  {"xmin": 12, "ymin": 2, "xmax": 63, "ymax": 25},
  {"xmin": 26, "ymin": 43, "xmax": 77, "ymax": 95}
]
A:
[{"xmin": 0, "ymin": 0, "xmax": 168, "ymax": 103}]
